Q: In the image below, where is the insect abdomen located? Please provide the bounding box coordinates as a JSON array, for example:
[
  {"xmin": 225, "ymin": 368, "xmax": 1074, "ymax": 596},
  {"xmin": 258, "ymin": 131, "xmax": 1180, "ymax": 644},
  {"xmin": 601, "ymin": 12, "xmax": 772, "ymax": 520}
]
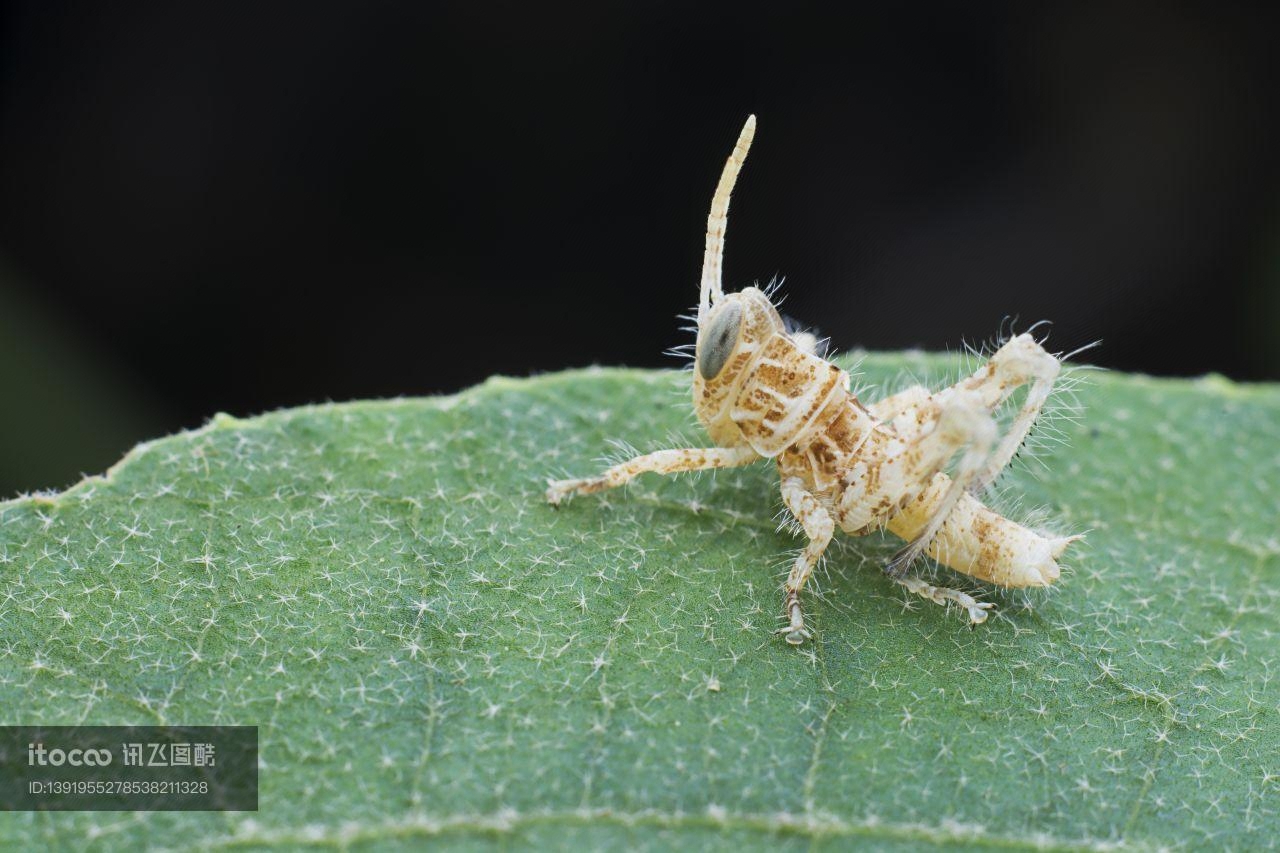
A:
[{"xmin": 886, "ymin": 474, "xmax": 1071, "ymax": 587}]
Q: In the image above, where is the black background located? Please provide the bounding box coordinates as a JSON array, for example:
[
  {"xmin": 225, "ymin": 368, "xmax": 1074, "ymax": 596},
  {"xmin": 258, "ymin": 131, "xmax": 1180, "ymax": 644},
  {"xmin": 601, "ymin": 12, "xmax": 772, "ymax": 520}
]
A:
[{"xmin": 2, "ymin": 2, "xmax": 1278, "ymax": 496}]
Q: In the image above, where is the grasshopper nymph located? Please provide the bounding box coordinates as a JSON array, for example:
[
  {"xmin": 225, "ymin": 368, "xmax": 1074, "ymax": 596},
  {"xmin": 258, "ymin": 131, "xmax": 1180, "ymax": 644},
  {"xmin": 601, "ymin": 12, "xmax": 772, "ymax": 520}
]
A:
[{"xmin": 547, "ymin": 116, "xmax": 1081, "ymax": 644}]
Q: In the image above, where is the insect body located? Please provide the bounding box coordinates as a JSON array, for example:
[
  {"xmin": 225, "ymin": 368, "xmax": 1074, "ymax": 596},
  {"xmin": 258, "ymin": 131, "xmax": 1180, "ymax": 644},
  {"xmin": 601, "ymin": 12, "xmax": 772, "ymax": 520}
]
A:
[{"xmin": 547, "ymin": 116, "xmax": 1081, "ymax": 644}]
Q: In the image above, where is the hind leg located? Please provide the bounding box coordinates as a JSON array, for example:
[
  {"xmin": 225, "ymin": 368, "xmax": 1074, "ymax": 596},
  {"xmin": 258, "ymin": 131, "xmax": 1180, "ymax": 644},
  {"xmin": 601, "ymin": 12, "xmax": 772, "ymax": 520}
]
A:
[
  {"xmin": 870, "ymin": 332, "xmax": 1060, "ymax": 564},
  {"xmin": 938, "ymin": 333, "xmax": 1061, "ymax": 494}
]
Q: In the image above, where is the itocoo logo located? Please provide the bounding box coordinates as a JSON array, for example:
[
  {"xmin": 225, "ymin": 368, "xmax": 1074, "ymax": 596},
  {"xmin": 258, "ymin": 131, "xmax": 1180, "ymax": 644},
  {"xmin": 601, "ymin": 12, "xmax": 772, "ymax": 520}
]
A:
[{"xmin": 27, "ymin": 743, "xmax": 113, "ymax": 766}]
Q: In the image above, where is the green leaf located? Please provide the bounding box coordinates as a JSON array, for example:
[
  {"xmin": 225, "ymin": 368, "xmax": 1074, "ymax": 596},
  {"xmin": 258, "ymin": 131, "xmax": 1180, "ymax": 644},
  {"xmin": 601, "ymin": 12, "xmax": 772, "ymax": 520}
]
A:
[{"xmin": 2, "ymin": 353, "xmax": 1277, "ymax": 850}]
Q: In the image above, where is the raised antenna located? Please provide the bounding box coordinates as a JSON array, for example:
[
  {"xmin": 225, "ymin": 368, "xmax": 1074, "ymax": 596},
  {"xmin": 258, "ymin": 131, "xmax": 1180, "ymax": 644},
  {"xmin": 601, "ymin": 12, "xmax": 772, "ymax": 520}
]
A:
[{"xmin": 699, "ymin": 115, "xmax": 756, "ymax": 324}]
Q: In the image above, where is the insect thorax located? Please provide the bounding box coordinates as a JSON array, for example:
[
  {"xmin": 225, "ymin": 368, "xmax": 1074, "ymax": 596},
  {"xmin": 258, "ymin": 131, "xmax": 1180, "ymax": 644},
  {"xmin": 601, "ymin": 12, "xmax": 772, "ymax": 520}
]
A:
[{"xmin": 694, "ymin": 287, "xmax": 871, "ymax": 465}]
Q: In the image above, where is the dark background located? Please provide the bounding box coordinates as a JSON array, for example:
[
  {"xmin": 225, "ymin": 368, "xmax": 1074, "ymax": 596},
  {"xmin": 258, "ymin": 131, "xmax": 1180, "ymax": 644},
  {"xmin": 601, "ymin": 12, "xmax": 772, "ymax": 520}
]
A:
[{"xmin": 2, "ymin": 2, "xmax": 1278, "ymax": 497}]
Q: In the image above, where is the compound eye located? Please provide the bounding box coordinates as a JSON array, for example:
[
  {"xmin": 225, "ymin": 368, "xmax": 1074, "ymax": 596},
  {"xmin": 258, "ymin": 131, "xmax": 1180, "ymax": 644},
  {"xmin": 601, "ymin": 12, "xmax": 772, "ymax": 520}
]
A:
[{"xmin": 697, "ymin": 302, "xmax": 743, "ymax": 379}]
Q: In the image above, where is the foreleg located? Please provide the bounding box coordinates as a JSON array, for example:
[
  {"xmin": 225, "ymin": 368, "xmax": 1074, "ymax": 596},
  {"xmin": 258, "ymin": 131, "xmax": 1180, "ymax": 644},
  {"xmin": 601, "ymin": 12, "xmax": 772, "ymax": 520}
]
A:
[
  {"xmin": 777, "ymin": 477, "xmax": 834, "ymax": 645},
  {"xmin": 545, "ymin": 445, "xmax": 759, "ymax": 505}
]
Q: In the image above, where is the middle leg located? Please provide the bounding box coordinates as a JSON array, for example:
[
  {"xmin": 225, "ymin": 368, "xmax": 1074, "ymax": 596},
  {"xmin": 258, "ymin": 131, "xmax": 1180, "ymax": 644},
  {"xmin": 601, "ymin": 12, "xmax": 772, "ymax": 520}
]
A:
[{"xmin": 777, "ymin": 477, "xmax": 834, "ymax": 645}]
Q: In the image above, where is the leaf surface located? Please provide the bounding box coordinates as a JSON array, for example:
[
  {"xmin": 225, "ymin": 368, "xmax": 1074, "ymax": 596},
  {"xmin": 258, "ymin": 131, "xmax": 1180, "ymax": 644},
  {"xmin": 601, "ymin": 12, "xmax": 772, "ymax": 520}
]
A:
[{"xmin": 2, "ymin": 354, "xmax": 1278, "ymax": 850}]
